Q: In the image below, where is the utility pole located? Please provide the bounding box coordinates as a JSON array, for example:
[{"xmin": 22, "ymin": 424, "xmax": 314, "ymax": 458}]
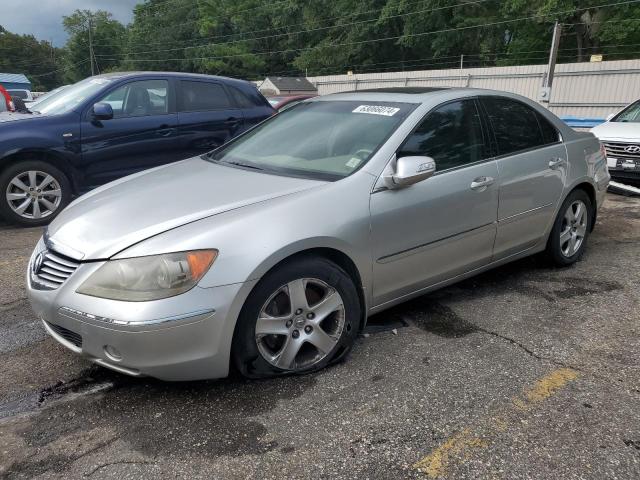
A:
[
  {"xmin": 539, "ymin": 21, "xmax": 562, "ymax": 105},
  {"xmin": 88, "ymin": 13, "xmax": 95, "ymax": 76},
  {"xmin": 460, "ymin": 54, "xmax": 464, "ymax": 69}
]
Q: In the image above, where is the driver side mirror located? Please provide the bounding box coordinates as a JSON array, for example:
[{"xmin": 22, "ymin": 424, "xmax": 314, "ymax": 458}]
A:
[
  {"xmin": 92, "ymin": 102, "xmax": 113, "ymax": 121},
  {"xmin": 386, "ymin": 155, "xmax": 436, "ymax": 188}
]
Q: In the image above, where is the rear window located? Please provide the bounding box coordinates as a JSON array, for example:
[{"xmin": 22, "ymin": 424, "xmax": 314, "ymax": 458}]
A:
[
  {"xmin": 8, "ymin": 90, "xmax": 28, "ymax": 99},
  {"xmin": 481, "ymin": 97, "xmax": 546, "ymax": 155},
  {"xmin": 179, "ymin": 81, "xmax": 231, "ymax": 112}
]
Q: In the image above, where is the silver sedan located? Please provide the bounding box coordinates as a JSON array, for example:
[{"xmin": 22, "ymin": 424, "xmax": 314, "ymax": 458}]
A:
[{"xmin": 26, "ymin": 88, "xmax": 610, "ymax": 380}]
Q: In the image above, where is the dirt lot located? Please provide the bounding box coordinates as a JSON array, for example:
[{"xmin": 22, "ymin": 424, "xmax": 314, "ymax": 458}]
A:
[{"xmin": 0, "ymin": 193, "xmax": 639, "ymax": 479}]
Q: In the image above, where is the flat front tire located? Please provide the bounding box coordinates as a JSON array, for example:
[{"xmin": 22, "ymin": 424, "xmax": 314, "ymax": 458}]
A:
[
  {"xmin": 0, "ymin": 161, "xmax": 71, "ymax": 227},
  {"xmin": 232, "ymin": 257, "xmax": 361, "ymax": 379}
]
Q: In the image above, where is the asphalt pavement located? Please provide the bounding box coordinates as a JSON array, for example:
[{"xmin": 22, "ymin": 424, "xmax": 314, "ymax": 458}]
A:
[{"xmin": 0, "ymin": 193, "xmax": 639, "ymax": 479}]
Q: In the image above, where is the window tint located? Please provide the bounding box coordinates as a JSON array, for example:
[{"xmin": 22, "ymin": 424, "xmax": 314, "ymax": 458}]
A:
[
  {"xmin": 537, "ymin": 112, "xmax": 560, "ymax": 144},
  {"xmin": 482, "ymin": 98, "xmax": 544, "ymax": 155},
  {"xmin": 228, "ymin": 86, "xmax": 255, "ymax": 108},
  {"xmin": 99, "ymin": 79, "xmax": 168, "ymax": 118},
  {"xmin": 179, "ymin": 81, "xmax": 231, "ymax": 111},
  {"xmin": 398, "ymin": 99, "xmax": 486, "ymax": 171}
]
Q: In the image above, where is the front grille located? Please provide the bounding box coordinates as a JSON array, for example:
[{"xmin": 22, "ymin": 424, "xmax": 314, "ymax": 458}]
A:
[
  {"xmin": 32, "ymin": 249, "xmax": 81, "ymax": 290},
  {"xmin": 46, "ymin": 322, "xmax": 82, "ymax": 348},
  {"xmin": 603, "ymin": 142, "xmax": 640, "ymax": 160}
]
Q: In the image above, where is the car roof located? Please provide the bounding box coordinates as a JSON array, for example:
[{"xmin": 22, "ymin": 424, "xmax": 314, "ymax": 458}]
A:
[{"xmin": 92, "ymin": 71, "xmax": 253, "ymax": 88}]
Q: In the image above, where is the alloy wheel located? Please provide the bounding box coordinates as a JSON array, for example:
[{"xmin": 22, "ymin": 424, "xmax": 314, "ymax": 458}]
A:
[
  {"xmin": 5, "ymin": 170, "xmax": 62, "ymax": 220},
  {"xmin": 255, "ymin": 277, "xmax": 345, "ymax": 371},
  {"xmin": 559, "ymin": 200, "xmax": 587, "ymax": 257}
]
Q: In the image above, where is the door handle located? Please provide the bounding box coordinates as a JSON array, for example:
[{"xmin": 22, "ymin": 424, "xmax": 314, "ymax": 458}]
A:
[
  {"xmin": 156, "ymin": 124, "xmax": 174, "ymax": 137},
  {"xmin": 470, "ymin": 176, "xmax": 495, "ymax": 191},
  {"xmin": 548, "ymin": 157, "xmax": 566, "ymax": 169}
]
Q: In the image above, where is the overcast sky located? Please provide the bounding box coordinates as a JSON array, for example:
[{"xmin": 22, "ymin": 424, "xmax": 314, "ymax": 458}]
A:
[{"xmin": 1, "ymin": 0, "xmax": 141, "ymax": 46}]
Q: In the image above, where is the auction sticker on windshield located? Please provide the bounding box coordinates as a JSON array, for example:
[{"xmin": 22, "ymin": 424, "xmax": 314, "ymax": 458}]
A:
[{"xmin": 353, "ymin": 105, "xmax": 400, "ymax": 116}]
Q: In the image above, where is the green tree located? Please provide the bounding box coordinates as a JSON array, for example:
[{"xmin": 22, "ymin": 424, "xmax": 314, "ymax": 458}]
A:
[
  {"xmin": 62, "ymin": 9, "xmax": 126, "ymax": 82},
  {"xmin": 0, "ymin": 27, "xmax": 63, "ymax": 90}
]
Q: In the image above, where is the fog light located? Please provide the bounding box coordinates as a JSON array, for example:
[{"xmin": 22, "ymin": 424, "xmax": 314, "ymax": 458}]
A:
[{"xmin": 104, "ymin": 345, "xmax": 122, "ymax": 362}]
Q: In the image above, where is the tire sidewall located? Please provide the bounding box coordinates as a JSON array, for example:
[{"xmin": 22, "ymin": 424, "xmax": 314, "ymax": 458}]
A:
[
  {"xmin": 232, "ymin": 256, "xmax": 361, "ymax": 379},
  {"xmin": 0, "ymin": 161, "xmax": 72, "ymax": 227},
  {"xmin": 548, "ymin": 189, "xmax": 593, "ymax": 266}
]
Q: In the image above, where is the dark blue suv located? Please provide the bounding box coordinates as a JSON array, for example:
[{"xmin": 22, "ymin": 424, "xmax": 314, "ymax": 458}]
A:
[{"xmin": 0, "ymin": 72, "xmax": 274, "ymax": 226}]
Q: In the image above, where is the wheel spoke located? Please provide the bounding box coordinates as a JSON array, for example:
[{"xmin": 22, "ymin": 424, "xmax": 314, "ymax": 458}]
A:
[
  {"xmin": 37, "ymin": 175, "xmax": 54, "ymax": 189},
  {"xmin": 43, "ymin": 189, "xmax": 61, "ymax": 198},
  {"xmin": 27, "ymin": 171, "xmax": 37, "ymax": 189},
  {"xmin": 559, "ymin": 227, "xmax": 572, "ymax": 246},
  {"xmin": 307, "ymin": 328, "xmax": 338, "ymax": 355},
  {"xmin": 32, "ymin": 199, "xmax": 42, "ymax": 218},
  {"xmin": 564, "ymin": 208, "xmax": 573, "ymax": 225},
  {"xmin": 573, "ymin": 202, "xmax": 582, "ymax": 222},
  {"xmin": 10, "ymin": 177, "xmax": 29, "ymax": 192},
  {"xmin": 575, "ymin": 224, "xmax": 587, "ymax": 237},
  {"xmin": 274, "ymin": 336, "xmax": 303, "ymax": 369},
  {"xmin": 6, "ymin": 192, "xmax": 27, "ymax": 201},
  {"xmin": 569, "ymin": 232, "xmax": 577, "ymax": 254},
  {"xmin": 287, "ymin": 279, "xmax": 309, "ymax": 312},
  {"xmin": 14, "ymin": 198, "xmax": 31, "ymax": 214},
  {"xmin": 311, "ymin": 290, "xmax": 343, "ymax": 323},
  {"xmin": 39, "ymin": 197, "xmax": 57, "ymax": 212},
  {"xmin": 255, "ymin": 314, "xmax": 290, "ymax": 336}
]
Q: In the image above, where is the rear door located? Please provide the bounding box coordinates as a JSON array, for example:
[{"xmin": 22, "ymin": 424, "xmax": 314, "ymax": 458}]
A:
[
  {"xmin": 176, "ymin": 80, "xmax": 244, "ymax": 157},
  {"xmin": 480, "ymin": 97, "xmax": 566, "ymax": 260},
  {"xmin": 80, "ymin": 78, "xmax": 181, "ymax": 187},
  {"xmin": 370, "ymin": 98, "xmax": 499, "ymax": 306}
]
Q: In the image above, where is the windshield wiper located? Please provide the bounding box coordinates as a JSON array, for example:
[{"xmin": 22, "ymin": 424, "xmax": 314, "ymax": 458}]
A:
[{"xmin": 223, "ymin": 160, "xmax": 264, "ymax": 171}]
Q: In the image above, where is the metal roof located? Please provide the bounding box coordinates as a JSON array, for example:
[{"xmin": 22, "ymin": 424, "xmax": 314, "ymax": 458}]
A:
[
  {"xmin": 265, "ymin": 76, "xmax": 317, "ymax": 92},
  {"xmin": 0, "ymin": 73, "xmax": 30, "ymax": 84}
]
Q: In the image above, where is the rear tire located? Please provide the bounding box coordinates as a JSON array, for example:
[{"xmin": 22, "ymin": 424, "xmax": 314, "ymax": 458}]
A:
[
  {"xmin": 232, "ymin": 256, "xmax": 360, "ymax": 379},
  {"xmin": 546, "ymin": 189, "xmax": 593, "ymax": 266},
  {"xmin": 0, "ymin": 161, "xmax": 72, "ymax": 227}
]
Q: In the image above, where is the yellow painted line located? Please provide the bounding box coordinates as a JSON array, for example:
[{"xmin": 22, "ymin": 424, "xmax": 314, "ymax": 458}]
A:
[{"xmin": 413, "ymin": 368, "xmax": 579, "ymax": 478}]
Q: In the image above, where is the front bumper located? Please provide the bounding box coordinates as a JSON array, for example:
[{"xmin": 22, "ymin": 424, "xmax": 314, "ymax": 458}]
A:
[{"xmin": 27, "ymin": 253, "xmax": 256, "ymax": 381}]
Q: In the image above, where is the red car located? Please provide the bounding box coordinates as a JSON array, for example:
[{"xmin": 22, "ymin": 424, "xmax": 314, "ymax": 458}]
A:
[
  {"xmin": 0, "ymin": 85, "xmax": 15, "ymax": 112},
  {"xmin": 267, "ymin": 94, "xmax": 317, "ymax": 111}
]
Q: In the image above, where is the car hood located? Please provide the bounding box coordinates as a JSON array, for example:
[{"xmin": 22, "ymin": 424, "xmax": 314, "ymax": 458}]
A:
[
  {"xmin": 0, "ymin": 111, "xmax": 43, "ymax": 123},
  {"xmin": 591, "ymin": 121, "xmax": 640, "ymax": 141},
  {"xmin": 47, "ymin": 157, "xmax": 325, "ymax": 260}
]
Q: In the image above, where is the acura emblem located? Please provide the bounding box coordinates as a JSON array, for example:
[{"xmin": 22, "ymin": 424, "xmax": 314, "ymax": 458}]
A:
[
  {"xmin": 32, "ymin": 251, "xmax": 45, "ymax": 274},
  {"xmin": 624, "ymin": 145, "xmax": 640, "ymax": 154}
]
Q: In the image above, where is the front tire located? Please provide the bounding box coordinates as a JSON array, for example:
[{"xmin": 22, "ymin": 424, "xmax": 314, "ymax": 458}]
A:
[
  {"xmin": 232, "ymin": 256, "xmax": 361, "ymax": 379},
  {"xmin": 0, "ymin": 161, "xmax": 71, "ymax": 227},
  {"xmin": 546, "ymin": 189, "xmax": 593, "ymax": 266}
]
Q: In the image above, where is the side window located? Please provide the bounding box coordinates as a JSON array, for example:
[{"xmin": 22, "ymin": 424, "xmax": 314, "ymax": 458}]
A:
[
  {"xmin": 179, "ymin": 81, "xmax": 231, "ymax": 112},
  {"xmin": 536, "ymin": 112, "xmax": 560, "ymax": 145},
  {"xmin": 99, "ymin": 80, "xmax": 168, "ymax": 118},
  {"xmin": 227, "ymin": 86, "xmax": 255, "ymax": 108},
  {"xmin": 482, "ymin": 98, "xmax": 545, "ymax": 155},
  {"xmin": 398, "ymin": 99, "xmax": 486, "ymax": 172}
]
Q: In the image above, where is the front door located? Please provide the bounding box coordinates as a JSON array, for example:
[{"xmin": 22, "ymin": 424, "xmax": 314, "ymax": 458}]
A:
[
  {"xmin": 370, "ymin": 98, "xmax": 499, "ymax": 307},
  {"xmin": 480, "ymin": 97, "xmax": 567, "ymax": 260},
  {"xmin": 80, "ymin": 78, "xmax": 181, "ymax": 187}
]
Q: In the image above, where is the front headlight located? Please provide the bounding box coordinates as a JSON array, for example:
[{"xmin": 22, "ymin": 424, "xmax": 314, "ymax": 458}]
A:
[{"xmin": 77, "ymin": 250, "xmax": 218, "ymax": 301}]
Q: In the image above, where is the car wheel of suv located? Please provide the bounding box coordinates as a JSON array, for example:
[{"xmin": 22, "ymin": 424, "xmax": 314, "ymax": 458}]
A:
[
  {"xmin": 232, "ymin": 256, "xmax": 360, "ymax": 379},
  {"xmin": 0, "ymin": 161, "xmax": 71, "ymax": 227},
  {"xmin": 546, "ymin": 189, "xmax": 593, "ymax": 266}
]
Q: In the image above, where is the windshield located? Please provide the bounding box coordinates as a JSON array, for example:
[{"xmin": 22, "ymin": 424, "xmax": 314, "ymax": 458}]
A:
[
  {"xmin": 612, "ymin": 100, "xmax": 640, "ymax": 122},
  {"xmin": 30, "ymin": 77, "xmax": 112, "ymax": 115},
  {"xmin": 208, "ymin": 100, "xmax": 415, "ymax": 181}
]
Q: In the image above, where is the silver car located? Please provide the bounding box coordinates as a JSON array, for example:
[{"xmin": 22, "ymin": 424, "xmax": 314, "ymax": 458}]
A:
[{"xmin": 26, "ymin": 88, "xmax": 610, "ymax": 381}]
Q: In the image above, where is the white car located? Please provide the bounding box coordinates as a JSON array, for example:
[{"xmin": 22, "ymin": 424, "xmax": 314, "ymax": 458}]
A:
[{"xmin": 591, "ymin": 100, "xmax": 640, "ymax": 187}]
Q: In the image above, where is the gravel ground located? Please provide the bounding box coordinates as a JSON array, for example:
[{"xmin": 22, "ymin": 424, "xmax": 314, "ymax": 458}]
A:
[{"xmin": 0, "ymin": 193, "xmax": 638, "ymax": 479}]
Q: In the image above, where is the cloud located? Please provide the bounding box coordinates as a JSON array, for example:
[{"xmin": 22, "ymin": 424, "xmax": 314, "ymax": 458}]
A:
[{"xmin": 1, "ymin": 0, "xmax": 140, "ymax": 46}]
